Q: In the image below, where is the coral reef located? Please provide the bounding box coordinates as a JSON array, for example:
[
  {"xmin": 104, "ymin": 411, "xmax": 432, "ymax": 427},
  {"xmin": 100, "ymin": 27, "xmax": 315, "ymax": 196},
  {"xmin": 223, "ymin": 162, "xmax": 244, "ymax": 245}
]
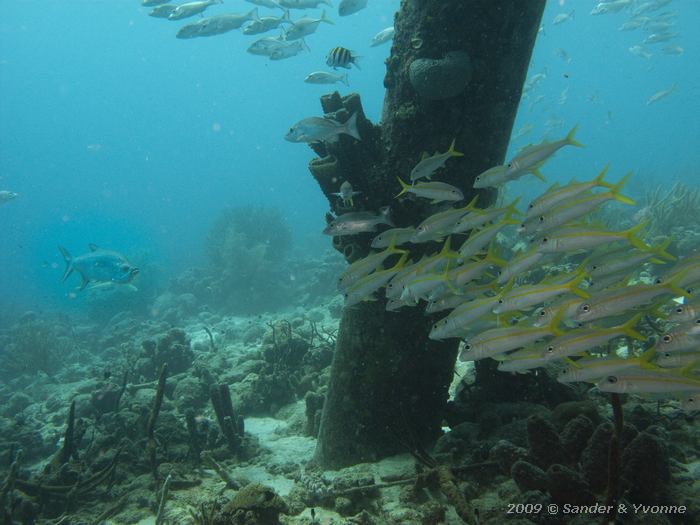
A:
[
  {"xmin": 204, "ymin": 206, "xmax": 293, "ymax": 314},
  {"xmin": 213, "ymin": 483, "xmax": 288, "ymax": 525},
  {"xmin": 0, "ymin": 314, "xmax": 77, "ymax": 381},
  {"xmin": 139, "ymin": 328, "xmax": 194, "ymax": 379},
  {"xmin": 637, "ymin": 181, "xmax": 700, "ymax": 254}
]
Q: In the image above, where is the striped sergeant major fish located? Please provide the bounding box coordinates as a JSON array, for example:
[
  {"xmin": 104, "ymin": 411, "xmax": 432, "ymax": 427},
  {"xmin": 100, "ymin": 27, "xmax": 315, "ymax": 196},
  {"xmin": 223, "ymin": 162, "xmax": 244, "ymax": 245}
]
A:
[{"xmin": 326, "ymin": 46, "xmax": 361, "ymax": 70}]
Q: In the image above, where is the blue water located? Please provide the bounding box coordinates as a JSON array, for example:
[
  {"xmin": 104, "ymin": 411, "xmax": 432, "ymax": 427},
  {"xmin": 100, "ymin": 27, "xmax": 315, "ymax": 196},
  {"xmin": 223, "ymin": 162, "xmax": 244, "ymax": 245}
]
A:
[{"xmin": 0, "ymin": 0, "xmax": 698, "ymax": 315}]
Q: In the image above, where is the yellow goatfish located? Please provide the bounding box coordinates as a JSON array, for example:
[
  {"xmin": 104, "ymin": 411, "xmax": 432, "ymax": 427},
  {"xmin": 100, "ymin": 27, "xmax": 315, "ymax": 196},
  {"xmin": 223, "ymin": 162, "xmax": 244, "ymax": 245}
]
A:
[
  {"xmin": 525, "ymin": 164, "xmax": 614, "ymax": 220},
  {"xmin": 537, "ymin": 222, "xmax": 648, "ymax": 254},
  {"xmin": 541, "ymin": 314, "xmax": 645, "ymax": 362},
  {"xmin": 493, "ymin": 270, "xmax": 588, "ymax": 314},
  {"xmin": 410, "ymin": 139, "xmax": 464, "ymax": 182},
  {"xmin": 557, "ymin": 349, "xmax": 657, "ymax": 384},
  {"xmin": 504, "ymin": 125, "xmax": 584, "ymax": 180},
  {"xmin": 460, "ymin": 310, "xmax": 565, "ymax": 362},
  {"xmin": 597, "ymin": 370, "xmax": 700, "ymax": 394},
  {"xmin": 343, "ymin": 254, "xmax": 408, "ymax": 307},
  {"xmin": 396, "ymin": 177, "xmax": 464, "ymax": 204}
]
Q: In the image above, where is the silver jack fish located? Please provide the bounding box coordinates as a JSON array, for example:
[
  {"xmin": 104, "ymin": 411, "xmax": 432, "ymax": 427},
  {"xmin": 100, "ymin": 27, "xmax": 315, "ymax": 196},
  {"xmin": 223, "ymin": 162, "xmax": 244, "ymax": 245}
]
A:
[
  {"xmin": 338, "ymin": 0, "xmax": 367, "ymax": 17},
  {"xmin": 59, "ymin": 244, "xmax": 139, "ymax": 290},
  {"xmin": 177, "ymin": 10, "xmax": 261, "ymax": 39},
  {"xmin": 279, "ymin": 0, "xmax": 332, "ymax": 8},
  {"xmin": 0, "ymin": 190, "xmax": 18, "ymax": 205},
  {"xmin": 169, "ymin": 0, "xmax": 224, "ymax": 21}
]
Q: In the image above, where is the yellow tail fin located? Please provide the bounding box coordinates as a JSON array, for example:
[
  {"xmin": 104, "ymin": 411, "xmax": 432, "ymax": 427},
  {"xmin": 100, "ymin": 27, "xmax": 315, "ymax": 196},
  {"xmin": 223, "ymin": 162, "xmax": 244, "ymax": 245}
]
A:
[
  {"xmin": 566, "ymin": 125, "xmax": 585, "ymax": 148},
  {"xmin": 649, "ymin": 238, "xmax": 675, "ymax": 261},
  {"xmin": 593, "ymin": 165, "xmax": 614, "ymax": 189},
  {"xmin": 625, "ymin": 221, "xmax": 650, "ymax": 251},
  {"xmin": 395, "ymin": 177, "xmax": 412, "ymax": 198},
  {"xmin": 448, "ymin": 138, "xmax": 465, "ymax": 158},
  {"xmin": 620, "ymin": 313, "xmax": 646, "ymax": 341},
  {"xmin": 567, "ymin": 270, "xmax": 590, "ymax": 299},
  {"xmin": 610, "ymin": 172, "xmax": 635, "ymax": 205}
]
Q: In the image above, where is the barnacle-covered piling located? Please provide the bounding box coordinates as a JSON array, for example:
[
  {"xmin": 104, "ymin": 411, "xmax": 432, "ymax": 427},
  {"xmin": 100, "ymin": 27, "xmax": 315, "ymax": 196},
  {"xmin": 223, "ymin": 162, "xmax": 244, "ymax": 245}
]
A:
[{"xmin": 312, "ymin": 0, "xmax": 547, "ymax": 468}]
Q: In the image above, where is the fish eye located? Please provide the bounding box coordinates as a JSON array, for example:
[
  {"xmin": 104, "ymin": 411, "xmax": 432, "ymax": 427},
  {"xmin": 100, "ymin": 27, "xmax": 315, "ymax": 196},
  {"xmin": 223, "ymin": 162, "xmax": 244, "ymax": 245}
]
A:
[
  {"xmin": 520, "ymin": 223, "xmax": 526, "ymax": 228},
  {"xmin": 541, "ymin": 237, "xmax": 548, "ymax": 243},
  {"xmin": 581, "ymin": 304, "xmax": 591, "ymax": 313},
  {"xmin": 507, "ymin": 162, "xmax": 513, "ymax": 168},
  {"xmin": 592, "ymin": 265, "xmax": 599, "ymax": 271},
  {"xmin": 464, "ymin": 344, "xmax": 472, "ymax": 351},
  {"xmin": 675, "ymin": 307, "xmax": 683, "ymax": 313},
  {"xmin": 546, "ymin": 345, "xmax": 554, "ymax": 353},
  {"xmin": 498, "ymin": 299, "xmax": 504, "ymax": 304},
  {"xmin": 538, "ymin": 216, "xmax": 545, "ymax": 222},
  {"xmin": 539, "ymin": 310, "xmax": 547, "ymax": 316},
  {"xmin": 654, "ymin": 277, "xmax": 662, "ymax": 285},
  {"xmin": 664, "ymin": 352, "xmax": 672, "ymax": 358},
  {"xmin": 606, "ymin": 376, "xmax": 618, "ymax": 384},
  {"xmin": 475, "ymin": 176, "xmax": 481, "ymax": 181},
  {"xmin": 343, "ymin": 293, "xmax": 348, "ymax": 299},
  {"xmin": 662, "ymin": 334, "xmax": 673, "ymax": 343},
  {"xmin": 528, "ymin": 203, "xmax": 534, "ymax": 209}
]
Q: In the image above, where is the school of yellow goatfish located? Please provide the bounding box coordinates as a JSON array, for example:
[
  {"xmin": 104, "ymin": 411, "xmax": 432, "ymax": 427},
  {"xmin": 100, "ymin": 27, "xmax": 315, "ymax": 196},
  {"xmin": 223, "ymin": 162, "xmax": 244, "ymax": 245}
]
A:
[{"xmin": 333, "ymin": 126, "xmax": 700, "ymax": 412}]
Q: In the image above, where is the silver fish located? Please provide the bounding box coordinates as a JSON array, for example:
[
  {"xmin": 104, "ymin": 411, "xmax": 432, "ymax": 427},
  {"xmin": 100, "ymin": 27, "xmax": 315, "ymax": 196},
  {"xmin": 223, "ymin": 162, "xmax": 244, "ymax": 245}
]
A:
[
  {"xmin": 279, "ymin": 0, "xmax": 333, "ymax": 8},
  {"xmin": 285, "ymin": 112, "xmax": 359, "ymax": 142},
  {"xmin": 305, "ymin": 71, "xmax": 349, "ymax": 86},
  {"xmin": 370, "ymin": 26, "xmax": 394, "ymax": 47},
  {"xmin": 168, "ymin": 0, "xmax": 223, "ymax": 21},
  {"xmin": 149, "ymin": 4, "xmax": 178, "ymax": 18},
  {"xmin": 646, "ymin": 83, "xmax": 678, "ymax": 105},
  {"xmin": 242, "ymin": 12, "xmax": 292, "ymax": 35},
  {"xmin": 643, "ymin": 32, "xmax": 678, "ymax": 44},
  {"xmin": 283, "ymin": 11, "xmax": 333, "ymax": 40},
  {"xmin": 338, "ymin": 0, "xmax": 367, "ymax": 17},
  {"xmin": 629, "ymin": 45, "xmax": 652, "ymax": 59},
  {"xmin": 371, "ymin": 227, "xmax": 416, "ymax": 249},
  {"xmin": 59, "ymin": 244, "xmax": 139, "ymax": 290},
  {"xmin": 247, "ymin": 36, "xmax": 287, "ymax": 56},
  {"xmin": 177, "ymin": 11, "xmax": 260, "ymax": 38},
  {"xmin": 552, "ymin": 10, "xmax": 574, "ymax": 25},
  {"xmin": 0, "ymin": 190, "xmax": 18, "ymax": 205},
  {"xmin": 410, "ymin": 139, "xmax": 464, "ymax": 182},
  {"xmin": 245, "ymin": 0, "xmax": 283, "ymax": 8},
  {"xmin": 661, "ymin": 45, "xmax": 684, "ymax": 55},
  {"xmin": 269, "ymin": 39, "xmax": 309, "ymax": 60},
  {"xmin": 331, "ymin": 180, "xmax": 361, "ymax": 206},
  {"xmin": 323, "ymin": 207, "xmax": 393, "ymax": 236}
]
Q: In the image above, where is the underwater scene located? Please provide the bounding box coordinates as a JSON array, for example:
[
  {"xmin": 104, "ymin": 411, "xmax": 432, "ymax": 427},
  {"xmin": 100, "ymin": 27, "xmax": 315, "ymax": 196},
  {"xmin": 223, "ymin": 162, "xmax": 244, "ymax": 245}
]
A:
[{"xmin": 1, "ymin": 0, "xmax": 700, "ymax": 524}]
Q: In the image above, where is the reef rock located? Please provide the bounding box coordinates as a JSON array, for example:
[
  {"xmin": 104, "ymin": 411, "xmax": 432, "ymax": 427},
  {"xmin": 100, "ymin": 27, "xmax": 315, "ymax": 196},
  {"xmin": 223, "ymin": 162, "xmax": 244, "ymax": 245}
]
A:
[{"xmin": 214, "ymin": 483, "xmax": 288, "ymax": 525}]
